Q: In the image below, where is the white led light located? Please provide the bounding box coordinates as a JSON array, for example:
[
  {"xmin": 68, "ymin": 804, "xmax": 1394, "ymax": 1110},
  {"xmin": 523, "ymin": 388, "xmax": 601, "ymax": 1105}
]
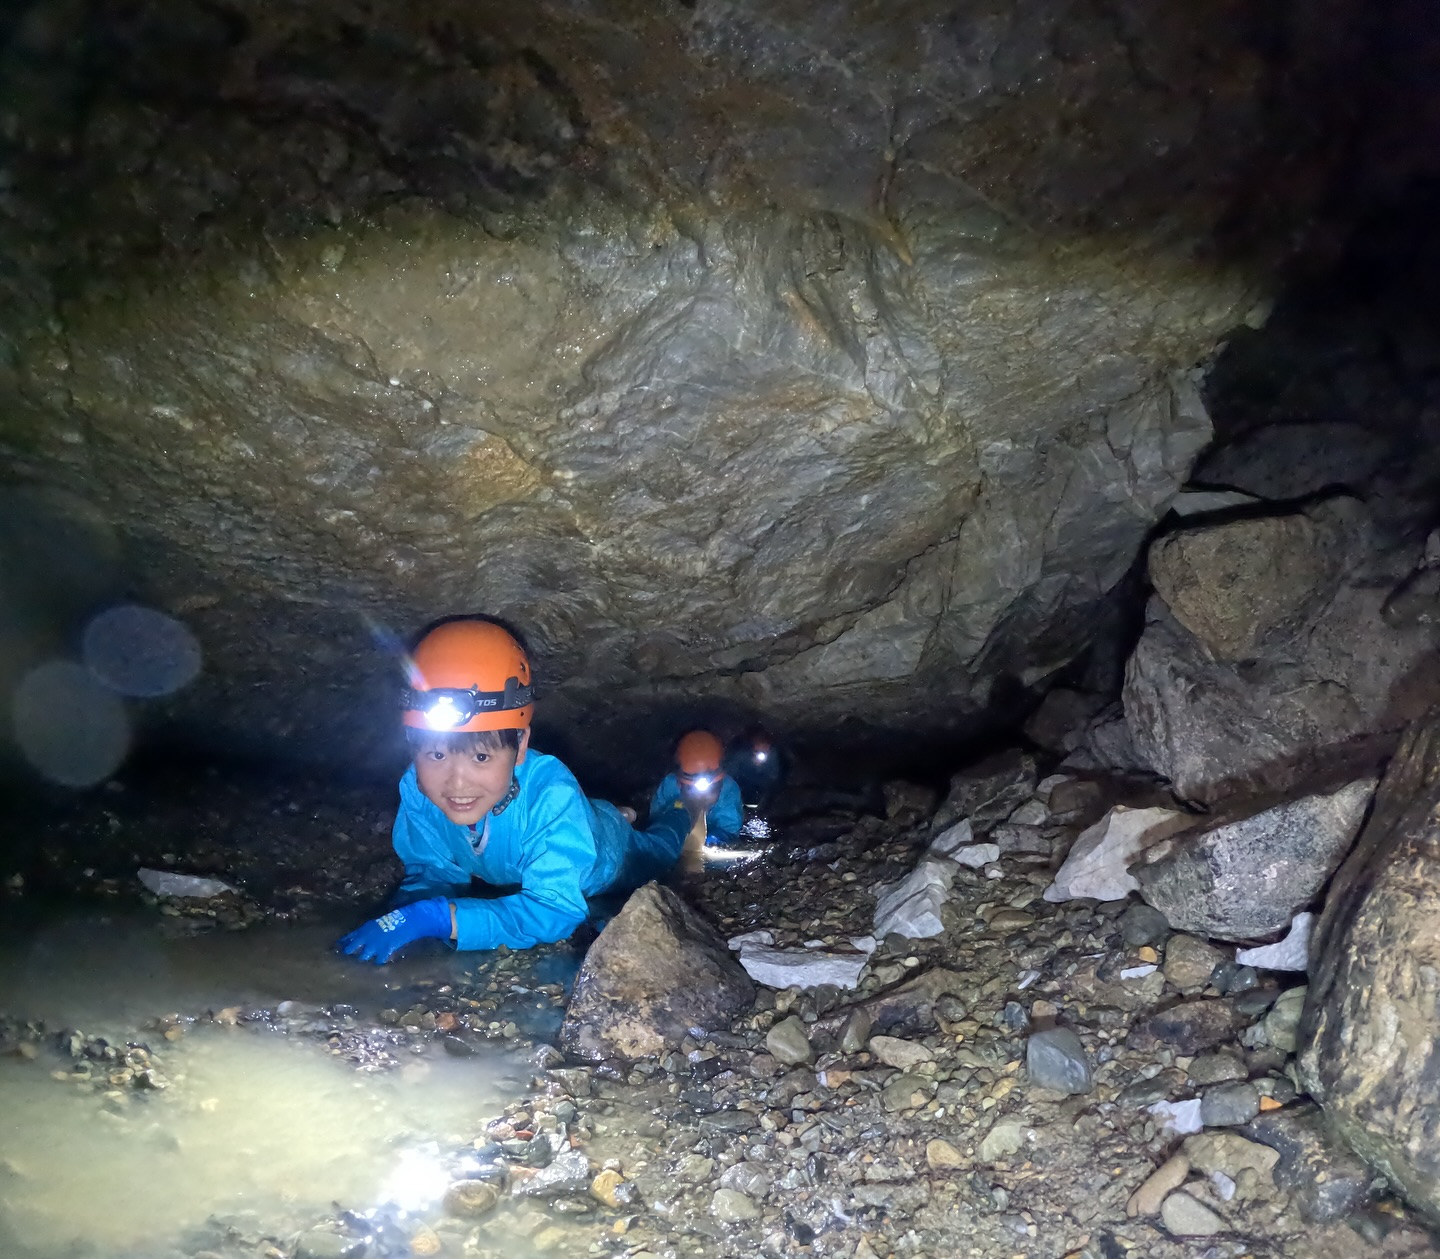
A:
[
  {"xmin": 690, "ymin": 774, "xmax": 715, "ymax": 793},
  {"xmin": 425, "ymin": 696, "xmax": 462, "ymax": 730},
  {"xmin": 754, "ymin": 749, "xmax": 769, "ymax": 763}
]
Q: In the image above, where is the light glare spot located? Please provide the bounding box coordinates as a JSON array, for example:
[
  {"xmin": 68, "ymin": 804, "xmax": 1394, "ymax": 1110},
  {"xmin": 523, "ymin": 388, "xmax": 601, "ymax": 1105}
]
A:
[
  {"xmin": 378, "ymin": 1144, "xmax": 450, "ymax": 1213},
  {"xmin": 82, "ymin": 604, "xmax": 202, "ymax": 698},
  {"xmin": 13, "ymin": 660, "xmax": 130, "ymax": 787}
]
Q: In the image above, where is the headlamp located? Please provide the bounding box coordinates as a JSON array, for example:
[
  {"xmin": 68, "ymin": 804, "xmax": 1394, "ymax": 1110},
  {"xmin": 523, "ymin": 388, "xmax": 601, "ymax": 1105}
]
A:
[
  {"xmin": 402, "ymin": 676, "xmax": 534, "ymax": 730},
  {"xmin": 682, "ymin": 773, "xmax": 716, "ymax": 795},
  {"xmin": 753, "ymin": 749, "xmax": 769, "ymax": 763}
]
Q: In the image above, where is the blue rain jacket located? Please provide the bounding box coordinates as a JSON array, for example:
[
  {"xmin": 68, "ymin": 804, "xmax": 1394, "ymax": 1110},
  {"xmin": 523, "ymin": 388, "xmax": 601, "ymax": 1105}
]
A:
[
  {"xmin": 650, "ymin": 772, "xmax": 744, "ymax": 844},
  {"xmin": 391, "ymin": 751, "xmax": 685, "ymax": 952}
]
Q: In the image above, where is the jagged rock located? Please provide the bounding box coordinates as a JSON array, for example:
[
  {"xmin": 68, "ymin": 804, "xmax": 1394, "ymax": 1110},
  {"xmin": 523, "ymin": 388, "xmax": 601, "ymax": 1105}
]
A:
[
  {"xmin": 1135, "ymin": 780, "xmax": 1375, "ymax": 941},
  {"xmin": 1301, "ymin": 713, "xmax": 1440, "ymax": 1226},
  {"xmin": 1124, "ymin": 503, "xmax": 1439, "ymax": 802},
  {"xmin": 1236, "ymin": 913, "xmax": 1314, "ymax": 972},
  {"xmin": 931, "ymin": 751, "xmax": 1038, "ymax": 836},
  {"xmin": 1243, "ymin": 1103, "xmax": 1375, "ymax": 1223},
  {"xmin": 559, "ymin": 883, "xmax": 753, "ymax": 1062},
  {"xmin": 1025, "ymin": 1027, "xmax": 1092, "ymax": 1095},
  {"xmin": 873, "ymin": 859, "xmax": 955, "ymax": 940},
  {"xmin": 514, "ymin": 1151, "xmax": 593, "ymax": 1199},
  {"xmin": 1147, "ymin": 511, "xmax": 1343, "ymax": 661},
  {"xmin": 1163, "ymin": 934, "xmax": 1225, "ymax": 991},
  {"xmin": 1043, "ymin": 805, "xmax": 1193, "ymax": 903},
  {"xmin": 989, "ymin": 823, "xmax": 1050, "ymax": 855},
  {"xmin": 736, "ymin": 946, "xmax": 868, "ymax": 991}
]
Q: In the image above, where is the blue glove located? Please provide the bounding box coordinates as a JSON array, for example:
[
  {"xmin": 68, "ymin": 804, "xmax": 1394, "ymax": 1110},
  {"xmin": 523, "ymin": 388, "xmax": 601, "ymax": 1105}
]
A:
[{"xmin": 337, "ymin": 897, "xmax": 452, "ymax": 963}]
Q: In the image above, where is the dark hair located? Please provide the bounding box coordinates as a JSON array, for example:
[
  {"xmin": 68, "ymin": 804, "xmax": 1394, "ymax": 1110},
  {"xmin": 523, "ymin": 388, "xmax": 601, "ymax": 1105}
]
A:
[{"xmin": 406, "ymin": 727, "xmax": 523, "ymax": 755}]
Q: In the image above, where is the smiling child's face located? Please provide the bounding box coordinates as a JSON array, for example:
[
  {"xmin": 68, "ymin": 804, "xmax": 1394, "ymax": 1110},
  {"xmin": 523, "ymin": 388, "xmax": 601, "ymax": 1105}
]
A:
[{"xmin": 413, "ymin": 728, "xmax": 528, "ymax": 826}]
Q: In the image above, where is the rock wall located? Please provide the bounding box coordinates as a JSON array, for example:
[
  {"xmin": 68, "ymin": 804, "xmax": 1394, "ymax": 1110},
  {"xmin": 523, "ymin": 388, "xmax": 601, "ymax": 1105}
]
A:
[
  {"xmin": 1299, "ymin": 713, "xmax": 1440, "ymax": 1222},
  {"xmin": 0, "ymin": 0, "xmax": 1402, "ymax": 778}
]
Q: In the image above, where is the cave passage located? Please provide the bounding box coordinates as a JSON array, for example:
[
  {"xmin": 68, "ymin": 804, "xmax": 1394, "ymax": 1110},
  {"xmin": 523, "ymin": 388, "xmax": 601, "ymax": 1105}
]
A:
[{"xmin": 4, "ymin": 1, "xmax": 1440, "ymax": 1257}]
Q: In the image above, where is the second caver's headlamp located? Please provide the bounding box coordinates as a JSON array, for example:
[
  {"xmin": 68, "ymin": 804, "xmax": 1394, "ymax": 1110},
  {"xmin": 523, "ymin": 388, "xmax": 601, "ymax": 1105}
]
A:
[{"xmin": 402, "ymin": 676, "xmax": 534, "ymax": 731}]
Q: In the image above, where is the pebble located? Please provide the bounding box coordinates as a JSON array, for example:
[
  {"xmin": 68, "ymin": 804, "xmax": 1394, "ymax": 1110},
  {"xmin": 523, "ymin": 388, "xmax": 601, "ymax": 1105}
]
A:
[
  {"xmin": 881, "ymin": 1073, "xmax": 935, "ymax": 1112},
  {"xmin": 987, "ymin": 908, "xmax": 1035, "ymax": 930},
  {"xmin": 765, "ymin": 1015, "xmax": 813, "ymax": 1066},
  {"xmin": 1183, "ymin": 1132, "xmax": 1279, "ymax": 1182},
  {"xmin": 1262, "ymin": 986, "xmax": 1306, "ymax": 1052},
  {"xmin": 589, "ymin": 1168, "xmax": 628, "ymax": 1208},
  {"xmin": 840, "ymin": 1006, "xmax": 873, "ymax": 1054},
  {"xmin": 1160, "ymin": 1190, "xmax": 1227, "ymax": 1236},
  {"xmin": 514, "ymin": 1150, "xmax": 591, "ymax": 1198},
  {"xmin": 1025, "ymin": 1027, "xmax": 1092, "ymax": 1095},
  {"xmin": 409, "ymin": 1225, "xmax": 442, "ymax": 1256},
  {"xmin": 443, "ymin": 1179, "xmax": 499, "ymax": 1217},
  {"xmin": 718, "ymin": 1161, "xmax": 773, "ymax": 1198},
  {"xmin": 1186, "ymin": 1052, "xmax": 1248, "ymax": 1085},
  {"xmin": 926, "ymin": 1138, "xmax": 967, "ymax": 1170},
  {"xmin": 1163, "ymin": 934, "xmax": 1226, "ymax": 990},
  {"xmin": 295, "ymin": 1232, "xmax": 365, "ymax": 1259},
  {"xmin": 1200, "ymin": 1081, "xmax": 1261, "ymax": 1127},
  {"xmin": 710, "ymin": 1187, "xmax": 761, "ymax": 1223},
  {"xmin": 978, "ymin": 1116, "xmax": 1026, "ymax": 1162},
  {"xmin": 1126, "ymin": 1153, "xmax": 1189, "ymax": 1216},
  {"xmin": 869, "ymin": 1035, "xmax": 934, "ymax": 1071},
  {"xmin": 1121, "ymin": 903, "xmax": 1172, "ymax": 947}
]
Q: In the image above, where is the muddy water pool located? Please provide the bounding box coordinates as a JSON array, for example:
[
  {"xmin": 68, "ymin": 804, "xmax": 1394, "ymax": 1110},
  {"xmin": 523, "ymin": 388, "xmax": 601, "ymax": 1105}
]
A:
[{"xmin": 0, "ymin": 904, "xmax": 535, "ymax": 1258}]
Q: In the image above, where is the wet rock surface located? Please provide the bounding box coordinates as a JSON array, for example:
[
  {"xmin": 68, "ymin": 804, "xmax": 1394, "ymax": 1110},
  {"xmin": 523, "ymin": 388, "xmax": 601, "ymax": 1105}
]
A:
[{"xmin": 9, "ymin": 753, "xmax": 1439, "ymax": 1259}]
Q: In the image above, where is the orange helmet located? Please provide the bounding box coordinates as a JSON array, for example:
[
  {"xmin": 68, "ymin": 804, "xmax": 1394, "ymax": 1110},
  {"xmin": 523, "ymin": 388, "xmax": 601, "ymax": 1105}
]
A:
[
  {"xmin": 676, "ymin": 730, "xmax": 723, "ymax": 775},
  {"xmin": 402, "ymin": 619, "xmax": 534, "ymax": 732}
]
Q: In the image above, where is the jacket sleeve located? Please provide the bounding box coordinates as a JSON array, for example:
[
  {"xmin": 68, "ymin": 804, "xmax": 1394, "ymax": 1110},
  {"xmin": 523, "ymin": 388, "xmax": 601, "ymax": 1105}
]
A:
[
  {"xmin": 710, "ymin": 777, "xmax": 745, "ymax": 842},
  {"xmin": 451, "ymin": 783, "xmax": 594, "ymax": 951},
  {"xmin": 392, "ymin": 799, "xmax": 469, "ymax": 896},
  {"xmin": 649, "ymin": 773, "xmax": 680, "ymax": 820}
]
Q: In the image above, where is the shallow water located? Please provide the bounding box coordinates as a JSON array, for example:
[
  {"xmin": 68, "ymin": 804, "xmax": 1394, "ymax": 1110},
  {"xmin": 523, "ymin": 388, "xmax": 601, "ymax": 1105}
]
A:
[{"xmin": 0, "ymin": 904, "xmax": 530, "ymax": 1258}]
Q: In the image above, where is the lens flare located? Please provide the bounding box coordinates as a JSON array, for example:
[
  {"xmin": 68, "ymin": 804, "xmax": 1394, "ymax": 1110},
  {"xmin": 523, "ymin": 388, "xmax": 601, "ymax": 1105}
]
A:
[
  {"xmin": 13, "ymin": 660, "xmax": 130, "ymax": 786},
  {"xmin": 82, "ymin": 605, "xmax": 201, "ymax": 698}
]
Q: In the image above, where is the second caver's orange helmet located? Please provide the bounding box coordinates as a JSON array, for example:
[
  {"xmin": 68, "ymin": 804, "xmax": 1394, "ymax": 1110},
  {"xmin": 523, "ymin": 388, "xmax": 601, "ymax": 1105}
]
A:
[
  {"xmin": 676, "ymin": 730, "xmax": 724, "ymax": 776},
  {"xmin": 402, "ymin": 619, "xmax": 534, "ymax": 732}
]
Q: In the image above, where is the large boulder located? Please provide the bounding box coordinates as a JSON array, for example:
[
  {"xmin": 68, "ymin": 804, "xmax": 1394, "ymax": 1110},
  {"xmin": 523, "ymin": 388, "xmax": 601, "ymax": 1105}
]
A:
[
  {"xmin": 0, "ymin": 0, "xmax": 1386, "ymax": 780},
  {"xmin": 1134, "ymin": 778, "xmax": 1376, "ymax": 942},
  {"xmin": 1299, "ymin": 715, "xmax": 1440, "ymax": 1222},
  {"xmin": 1124, "ymin": 500, "xmax": 1440, "ymax": 802},
  {"xmin": 559, "ymin": 883, "xmax": 754, "ymax": 1062}
]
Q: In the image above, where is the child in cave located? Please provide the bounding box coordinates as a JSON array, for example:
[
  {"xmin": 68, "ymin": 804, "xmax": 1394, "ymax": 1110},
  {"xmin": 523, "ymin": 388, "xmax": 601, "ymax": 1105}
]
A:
[{"xmin": 336, "ymin": 616, "xmax": 724, "ymax": 963}]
